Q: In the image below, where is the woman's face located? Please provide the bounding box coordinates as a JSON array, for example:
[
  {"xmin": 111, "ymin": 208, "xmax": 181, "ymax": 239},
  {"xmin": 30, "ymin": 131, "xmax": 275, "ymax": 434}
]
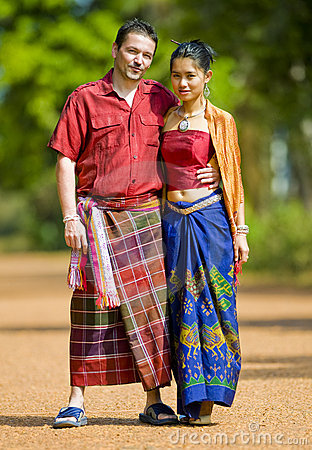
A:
[{"xmin": 171, "ymin": 57, "xmax": 212, "ymax": 102}]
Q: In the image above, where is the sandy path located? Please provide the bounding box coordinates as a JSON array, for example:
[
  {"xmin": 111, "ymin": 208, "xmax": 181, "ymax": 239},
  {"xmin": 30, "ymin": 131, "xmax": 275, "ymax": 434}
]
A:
[{"xmin": 0, "ymin": 252, "xmax": 311, "ymax": 449}]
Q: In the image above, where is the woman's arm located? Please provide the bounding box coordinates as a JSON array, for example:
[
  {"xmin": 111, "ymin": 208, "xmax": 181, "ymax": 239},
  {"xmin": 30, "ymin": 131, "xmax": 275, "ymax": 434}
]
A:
[
  {"xmin": 234, "ymin": 201, "xmax": 249, "ymax": 263},
  {"xmin": 56, "ymin": 153, "xmax": 88, "ymax": 254}
]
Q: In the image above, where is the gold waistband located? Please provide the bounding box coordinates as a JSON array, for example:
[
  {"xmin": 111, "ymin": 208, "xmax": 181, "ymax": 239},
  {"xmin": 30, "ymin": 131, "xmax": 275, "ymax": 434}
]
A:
[{"xmin": 166, "ymin": 193, "xmax": 222, "ymax": 215}]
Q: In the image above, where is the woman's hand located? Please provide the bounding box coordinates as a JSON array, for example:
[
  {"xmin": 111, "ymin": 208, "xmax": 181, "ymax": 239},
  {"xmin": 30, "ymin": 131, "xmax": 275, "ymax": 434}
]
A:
[
  {"xmin": 234, "ymin": 234, "xmax": 249, "ymax": 263},
  {"xmin": 197, "ymin": 164, "xmax": 220, "ymax": 188},
  {"xmin": 64, "ymin": 219, "xmax": 88, "ymax": 254}
]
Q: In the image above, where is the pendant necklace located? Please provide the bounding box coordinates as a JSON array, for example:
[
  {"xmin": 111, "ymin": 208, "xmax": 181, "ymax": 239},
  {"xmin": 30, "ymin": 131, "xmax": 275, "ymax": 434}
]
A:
[{"xmin": 177, "ymin": 106, "xmax": 206, "ymax": 132}]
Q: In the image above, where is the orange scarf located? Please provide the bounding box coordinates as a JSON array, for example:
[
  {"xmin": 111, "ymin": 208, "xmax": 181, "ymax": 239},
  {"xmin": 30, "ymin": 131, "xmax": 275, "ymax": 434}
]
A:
[{"xmin": 205, "ymin": 100, "xmax": 244, "ymax": 238}]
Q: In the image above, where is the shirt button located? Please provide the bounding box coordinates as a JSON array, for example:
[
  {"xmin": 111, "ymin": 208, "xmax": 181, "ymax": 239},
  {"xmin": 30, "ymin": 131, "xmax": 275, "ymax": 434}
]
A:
[
  {"xmin": 132, "ymin": 179, "xmax": 136, "ymax": 183},
  {"xmin": 132, "ymin": 133, "xmax": 135, "ymax": 137},
  {"xmin": 133, "ymin": 155, "xmax": 137, "ymax": 159}
]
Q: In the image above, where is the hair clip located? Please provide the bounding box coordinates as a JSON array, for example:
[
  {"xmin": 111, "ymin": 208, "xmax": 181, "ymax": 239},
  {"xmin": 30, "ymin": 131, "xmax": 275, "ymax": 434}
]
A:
[{"xmin": 170, "ymin": 39, "xmax": 181, "ymax": 45}]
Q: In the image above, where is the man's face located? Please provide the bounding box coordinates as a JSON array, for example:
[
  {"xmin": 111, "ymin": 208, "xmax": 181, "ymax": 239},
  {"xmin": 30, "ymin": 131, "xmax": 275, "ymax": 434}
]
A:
[{"xmin": 112, "ymin": 32, "xmax": 156, "ymax": 82}]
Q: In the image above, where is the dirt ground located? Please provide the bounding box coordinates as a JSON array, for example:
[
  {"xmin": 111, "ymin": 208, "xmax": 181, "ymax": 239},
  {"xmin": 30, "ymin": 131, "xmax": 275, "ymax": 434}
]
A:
[{"xmin": 0, "ymin": 252, "xmax": 311, "ymax": 449}]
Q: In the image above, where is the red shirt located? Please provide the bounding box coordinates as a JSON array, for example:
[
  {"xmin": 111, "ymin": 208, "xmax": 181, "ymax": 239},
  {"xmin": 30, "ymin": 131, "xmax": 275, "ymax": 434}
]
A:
[
  {"xmin": 161, "ymin": 130, "xmax": 215, "ymax": 191},
  {"xmin": 48, "ymin": 69, "xmax": 178, "ymax": 197}
]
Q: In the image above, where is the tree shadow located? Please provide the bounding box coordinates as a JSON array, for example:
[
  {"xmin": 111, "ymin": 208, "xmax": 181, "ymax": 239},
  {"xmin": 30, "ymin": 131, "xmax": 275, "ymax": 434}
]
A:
[
  {"xmin": 0, "ymin": 416, "xmax": 52, "ymax": 427},
  {"xmin": 0, "ymin": 326, "xmax": 69, "ymax": 332},
  {"xmin": 87, "ymin": 417, "xmax": 145, "ymax": 426},
  {"xmin": 241, "ymin": 355, "xmax": 312, "ymax": 379},
  {"xmin": 239, "ymin": 318, "xmax": 312, "ymax": 331},
  {"xmin": 0, "ymin": 415, "xmax": 164, "ymax": 428}
]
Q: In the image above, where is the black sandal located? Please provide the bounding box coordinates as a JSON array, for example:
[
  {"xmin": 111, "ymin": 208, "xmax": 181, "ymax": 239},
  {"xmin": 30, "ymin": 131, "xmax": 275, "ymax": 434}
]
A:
[{"xmin": 139, "ymin": 403, "xmax": 179, "ymax": 425}]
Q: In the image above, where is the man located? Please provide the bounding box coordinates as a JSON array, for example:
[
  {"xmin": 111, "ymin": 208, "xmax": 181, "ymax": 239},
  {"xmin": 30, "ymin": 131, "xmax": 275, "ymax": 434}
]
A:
[{"xmin": 48, "ymin": 18, "xmax": 219, "ymax": 428}]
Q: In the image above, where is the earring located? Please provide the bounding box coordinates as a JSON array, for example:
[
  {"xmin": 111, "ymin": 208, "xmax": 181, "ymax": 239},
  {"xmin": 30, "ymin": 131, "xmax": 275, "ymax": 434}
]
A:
[{"xmin": 204, "ymin": 83, "xmax": 210, "ymax": 98}]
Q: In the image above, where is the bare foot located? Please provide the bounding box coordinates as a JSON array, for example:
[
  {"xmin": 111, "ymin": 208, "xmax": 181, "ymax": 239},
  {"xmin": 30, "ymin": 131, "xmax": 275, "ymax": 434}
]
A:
[
  {"xmin": 54, "ymin": 386, "xmax": 85, "ymax": 424},
  {"xmin": 200, "ymin": 400, "xmax": 214, "ymax": 416},
  {"xmin": 143, "ymin": 402, "xmax": 177, "ymax": 421},
  {"xmin": 145, "ymin": 388, "xmax": 177, "ymax": 421},
  {"xmin": 189, "ymin": 401, "xmax": 214, "ymax": 425}
]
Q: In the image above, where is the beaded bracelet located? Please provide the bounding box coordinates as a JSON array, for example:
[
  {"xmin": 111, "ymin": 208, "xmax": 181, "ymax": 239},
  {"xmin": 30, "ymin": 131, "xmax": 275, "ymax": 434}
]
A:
[
  {"xmin": 237, "ymin": 225, "xmax": 249, "ymax": 231},
  {"xmin": 237, "ymin": 225, "xmax": 249, "ymax": 235},
  {"xmin": 236, "ymin": 227, "xmax": 249, "ymax": 236},
  {"xmin": 63, "ymin": 214, "xmax": 80, "ymax": 223},
  {"xmin": 237, "ymin": 224, "xmax": 249, "ymax": 230}
]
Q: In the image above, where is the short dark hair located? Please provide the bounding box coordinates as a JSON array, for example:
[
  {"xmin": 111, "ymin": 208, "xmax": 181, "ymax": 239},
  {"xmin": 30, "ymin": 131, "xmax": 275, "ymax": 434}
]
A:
[
  {"xmin": 115, "ymin": 18, "xmax": 158, "ymax": 54},
  {"xmin": 170, "ymin": 40, "xmax": 216, "ymax": 73}
]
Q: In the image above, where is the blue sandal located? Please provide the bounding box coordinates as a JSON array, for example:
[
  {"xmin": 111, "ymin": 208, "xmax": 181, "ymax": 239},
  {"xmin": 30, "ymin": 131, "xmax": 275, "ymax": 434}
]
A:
[{"xmin": 53, "ymin": 407, "xmax": 88, "ymax": 428}]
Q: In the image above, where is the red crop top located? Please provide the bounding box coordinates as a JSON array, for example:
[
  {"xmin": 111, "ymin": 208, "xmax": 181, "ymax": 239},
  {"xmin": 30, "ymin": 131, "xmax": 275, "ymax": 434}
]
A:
[{"xmin": 160, "ymin": 130, "xmax": 215, "ymax": 191}]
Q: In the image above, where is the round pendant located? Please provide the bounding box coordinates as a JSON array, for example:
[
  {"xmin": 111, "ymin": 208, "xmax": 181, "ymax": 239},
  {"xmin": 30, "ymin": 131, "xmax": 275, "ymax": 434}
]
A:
[{"xmin": 178, "ymin": 118, "xmax": 190, "ymax": 132}]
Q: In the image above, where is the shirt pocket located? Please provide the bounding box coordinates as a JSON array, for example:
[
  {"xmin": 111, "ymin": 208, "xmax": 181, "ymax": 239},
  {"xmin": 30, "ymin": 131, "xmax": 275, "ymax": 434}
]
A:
[
  {"xmin": 90, "ymin": 114, "xmax": 124, "ymax": 150},
  {"xmin": 139, "ymin": 114, "xmax": 164, "ymax": 147},
  {"xmin": 91, "ymin": 115, "xmax": 124, "ymax": 187}
]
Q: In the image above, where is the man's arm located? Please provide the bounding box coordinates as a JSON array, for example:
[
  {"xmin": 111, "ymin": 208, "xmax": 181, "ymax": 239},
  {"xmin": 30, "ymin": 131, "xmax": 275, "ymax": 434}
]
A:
[
  {"xmin": 196, "ymin": 164, "xmax": 220, "ymax": 188},
  {"xmin": 56, "ymin": 153, "xmax": 88, "ymax": 254}
]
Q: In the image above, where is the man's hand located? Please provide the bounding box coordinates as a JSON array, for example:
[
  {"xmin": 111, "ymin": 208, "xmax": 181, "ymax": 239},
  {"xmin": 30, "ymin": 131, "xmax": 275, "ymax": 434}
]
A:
[
  {"xmin": 64, "ymin": 219, "xmax": 88, "ymax": 254},
  {"xmin": 196, "ymin": 164, "xmax": 220, "ymax": 188}
]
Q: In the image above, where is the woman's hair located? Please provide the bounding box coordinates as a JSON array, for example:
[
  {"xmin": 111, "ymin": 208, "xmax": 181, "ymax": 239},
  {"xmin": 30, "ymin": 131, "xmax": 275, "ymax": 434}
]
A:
[
  {"xmin": 170, "ymin": 40, "xmax": 216, "ymax": 73},
  {"xmin": 115, "ymin": 18, "xmax": 158, "ymax": 54}
]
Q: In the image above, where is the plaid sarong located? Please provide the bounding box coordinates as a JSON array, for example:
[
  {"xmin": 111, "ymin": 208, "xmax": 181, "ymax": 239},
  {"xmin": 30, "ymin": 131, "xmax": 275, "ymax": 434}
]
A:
[{"xmin": 70, "ymin": 197, "xmax": 171, "ymax": 391}]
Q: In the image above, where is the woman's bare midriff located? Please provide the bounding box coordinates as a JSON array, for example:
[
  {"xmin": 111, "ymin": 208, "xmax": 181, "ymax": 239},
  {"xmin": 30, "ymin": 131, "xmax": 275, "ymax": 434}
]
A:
[{"xmin": 167, "ymin": 186, "xmax": 217, "ymax": 203}]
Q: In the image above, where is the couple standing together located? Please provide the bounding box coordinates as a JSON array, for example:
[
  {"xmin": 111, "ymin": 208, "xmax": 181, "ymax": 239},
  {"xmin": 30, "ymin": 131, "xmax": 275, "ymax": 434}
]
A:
[{"xmin": 48, "ymin": 18, "xmax": 249, "ymax": 428}]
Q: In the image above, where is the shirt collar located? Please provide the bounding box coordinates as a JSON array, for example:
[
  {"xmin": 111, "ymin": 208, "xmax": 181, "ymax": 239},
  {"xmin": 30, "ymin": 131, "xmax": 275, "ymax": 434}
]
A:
[{"xmin": 97, "ymin": 69, "xmax": 115, "ymax": 95}]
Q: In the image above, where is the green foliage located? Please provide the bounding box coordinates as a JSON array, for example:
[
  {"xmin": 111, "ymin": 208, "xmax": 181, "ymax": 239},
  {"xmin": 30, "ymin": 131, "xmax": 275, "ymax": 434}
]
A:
[
  {"xmin": 1, "ymin": 0, "xmax": 312, "ymax": 273},
  {"xmin": 209, "ymin": 57, "xmax": 247, "ymax": 112},
  {"xmin": 0, "ymin": 0, "xmax": 120, "ymax": 191},
  {"xmin": 0, "ymin": 168, "xmax": 64, "ymax": 252},
  {"xmin": 247, "ymin": 201, "xmax": 312, "ymax": 273},
  {"xmin": 24, "ymin": 167, "xmax": 64, "ymax": 250}
]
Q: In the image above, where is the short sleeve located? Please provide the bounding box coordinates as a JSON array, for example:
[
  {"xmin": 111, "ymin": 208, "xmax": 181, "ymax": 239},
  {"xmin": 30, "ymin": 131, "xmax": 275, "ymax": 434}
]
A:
[
  {"xmin": 170, "ymin": 91, "xmax": 179, "ymax": 108},
  {"xmin": 166, "ymin": 89, "xmax": 179, "ymax": 111},
  {"xmin": 47, "ymin": 93, "xmax": 87, "ymax": 161}
]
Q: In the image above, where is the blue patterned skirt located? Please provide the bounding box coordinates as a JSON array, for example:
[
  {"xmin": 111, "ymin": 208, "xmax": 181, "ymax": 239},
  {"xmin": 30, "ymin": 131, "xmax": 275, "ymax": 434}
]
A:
[{"xmin": 162, "ymin": 188, "xmax": 241, "ymax": 419}]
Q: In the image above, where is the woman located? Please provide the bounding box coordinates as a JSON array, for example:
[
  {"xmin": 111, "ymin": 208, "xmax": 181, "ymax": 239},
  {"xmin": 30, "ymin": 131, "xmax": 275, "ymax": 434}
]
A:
[{"xmin": 161, "ymin": 40, "xmax": 249, "ymax": 425}]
